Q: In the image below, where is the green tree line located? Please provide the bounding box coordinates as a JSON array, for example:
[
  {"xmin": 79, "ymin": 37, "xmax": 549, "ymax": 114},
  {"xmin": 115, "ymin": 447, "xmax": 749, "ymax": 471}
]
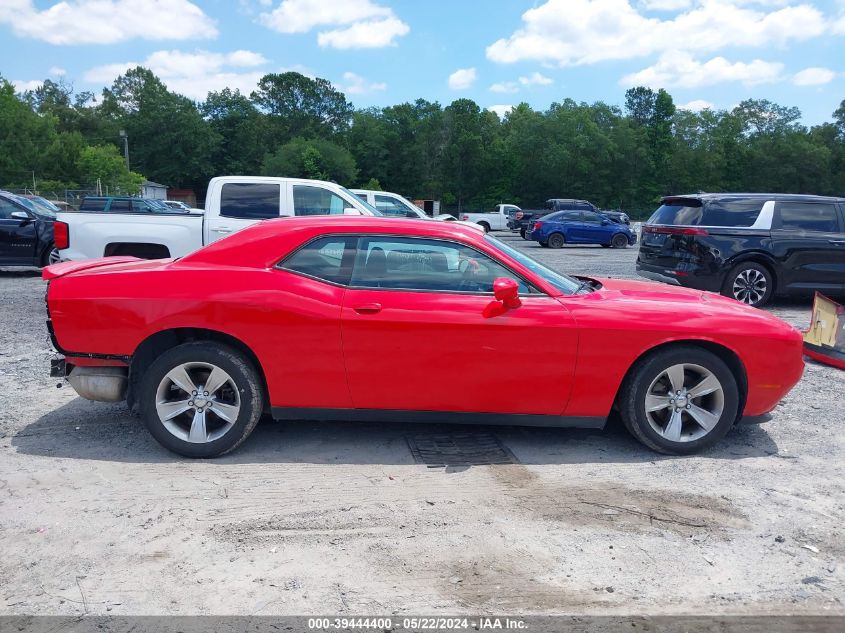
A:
[{"xmin": 2, "ymin": 67, "xmax": 844, "ymax": 217}]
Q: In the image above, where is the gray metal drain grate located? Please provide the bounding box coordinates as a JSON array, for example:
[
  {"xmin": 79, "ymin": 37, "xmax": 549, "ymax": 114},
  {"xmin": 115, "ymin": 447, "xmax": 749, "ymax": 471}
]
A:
[{"xmin": 406, "ymin": 432, "xmax": 518, "ymax": 467}]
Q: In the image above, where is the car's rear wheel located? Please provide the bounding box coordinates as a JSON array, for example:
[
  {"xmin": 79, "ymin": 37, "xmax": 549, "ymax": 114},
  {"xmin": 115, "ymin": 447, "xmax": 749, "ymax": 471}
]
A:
[
  {"xmin": 611, "ymin": 234, "xmax": 628, "ymax": 249},
  {"xmin": 722, "ymin": 262, "xmax": 773, "ymax": 307},
  {"xmin": 40, "ymin": 245, "xmax": 61, "ymax": 267},
  {"xmin": 139, "ymin": 342, "xmax": 263, "ymax": 458},
  {"xmin": 478, "ymin": 222, "xmax": 490, "ymax": 233},
  {"xmin": 520, "ymin": 228, "xmax": 527, "ymax": 239},
  {"xmin": 618, "ymin": 346, "xmax": 739, "ymax": 455},
  {"xmin": 548, "ymin": 233, "xmax": 565, "ymax": 249}
]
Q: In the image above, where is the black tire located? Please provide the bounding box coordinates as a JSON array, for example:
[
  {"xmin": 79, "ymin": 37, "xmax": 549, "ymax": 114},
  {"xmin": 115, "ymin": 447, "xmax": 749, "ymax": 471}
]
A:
[
  {"xmin": 478, "ymin": 222, "xmax": 490, "ymax": 233},
  {"xmin": 618, "ymin": 346, "xmax": 740, "ymax": 455},
  {"xmin": 548, "ymin": 233, "xmax": 565, "ymax": 249},
  {"xmin": 721, "ymin": 261, "xmax": 774, "ymax": 307},
  {"xmin": 539, "ymin": 242, "xmax": 549, "ymax": 248},
  {"xmin": 40, "ymin": 244, "xmax": 60, "ymax": 268},
  {"xmin": 611, "ymin": 233, "xmax": 628, "ymax": 249},
  {"xmin": 520, "ymin": 228, "xmax": 527, "ymax": 239},
  {"xmin": 138, "ymin": 342, "xmax": 264, "ymax": 458}
]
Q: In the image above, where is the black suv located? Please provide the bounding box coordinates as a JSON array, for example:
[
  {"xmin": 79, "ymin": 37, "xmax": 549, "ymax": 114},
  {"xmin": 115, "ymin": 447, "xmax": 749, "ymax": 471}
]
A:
[
  {"xmin": 0, "ymin": 191, "xmax": 58, "ymax": 267},
  {"xmin": 636, "ymin": 193, "xmax": 845, "ymax": 307}
]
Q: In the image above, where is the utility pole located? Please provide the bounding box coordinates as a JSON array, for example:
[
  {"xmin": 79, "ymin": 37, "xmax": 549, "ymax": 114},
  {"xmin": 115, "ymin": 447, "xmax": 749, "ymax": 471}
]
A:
[{"xmin": 119, "ymin": 130, "xmax": 129, "ymax": 169}]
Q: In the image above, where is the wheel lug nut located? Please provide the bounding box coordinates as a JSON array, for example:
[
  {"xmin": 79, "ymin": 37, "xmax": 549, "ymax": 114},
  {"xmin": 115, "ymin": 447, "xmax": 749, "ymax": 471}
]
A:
[
  {"xmin": 686, "ymin": 404, "xmax": 691, "ymax": 409},
  {"xmin": 204, "ymin": 391, "xmax": 209, "ymax": 396},
  {"xmin": 192, "ymin": 391, "xmax": 197, "ymax": 396}
]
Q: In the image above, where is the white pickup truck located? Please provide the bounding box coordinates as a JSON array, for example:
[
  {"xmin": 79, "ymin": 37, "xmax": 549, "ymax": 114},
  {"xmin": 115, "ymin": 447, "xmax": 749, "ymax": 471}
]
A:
[
  {"xmin": 460, "ymin": 204, "xmax": 521, "ymax": 232},
  {"xmin": 55, "ymin": 176, "xmax": 379, "ymax": 261}
]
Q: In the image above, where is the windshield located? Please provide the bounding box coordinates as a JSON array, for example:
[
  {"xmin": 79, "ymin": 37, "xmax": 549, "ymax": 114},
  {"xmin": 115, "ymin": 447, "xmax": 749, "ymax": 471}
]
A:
[
  {"xmin": 339, "ymin": 187, "xmax": 383, "ymax": 216},
  {"xmin": 394, "ymin": 194, "xmax": 427, "ymax": 218},
  {"xmin": 484, "ymin": 234, "xmax": 583, "ymax": 295},
  {"xmin": 14, "ymin": 195, "xmax": 56, "ymax": 219},
  {"xmin": 28, "ymin": 196, "xmax": 60, "ymax": 215}
]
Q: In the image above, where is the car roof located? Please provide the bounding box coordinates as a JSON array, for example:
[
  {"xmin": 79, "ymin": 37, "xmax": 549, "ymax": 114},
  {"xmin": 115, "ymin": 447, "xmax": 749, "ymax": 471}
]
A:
[
  {"xmin": 665, "ymin": 193, "xmax": 845, "ymax": 203},
  {"xmin": 179, "ymin": 216, "xmax": 486, "ymax": 269}
]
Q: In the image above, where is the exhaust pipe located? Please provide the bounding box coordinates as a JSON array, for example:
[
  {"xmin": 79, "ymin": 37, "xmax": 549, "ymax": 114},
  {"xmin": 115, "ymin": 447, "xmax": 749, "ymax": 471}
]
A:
[{"xmin": 68, "ymin": 366, "xmax": 128, "ymax": 402}]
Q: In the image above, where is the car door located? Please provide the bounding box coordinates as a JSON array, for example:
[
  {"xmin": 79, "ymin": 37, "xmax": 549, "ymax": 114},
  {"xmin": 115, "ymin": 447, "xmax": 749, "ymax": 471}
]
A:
[
  {"xmin": 340, "ymin": 235, "xmax": 578, "ymax": 415},
  {"xmin": 770, "ymin": 200, "xmax": 845, "ymax": 294},
  {"xmin": 0, "ymin": 197, "xmax": 37, "ymax": 264},
  {"xmin": 206, "ymin": 181, "xmax": 283, "ymax": 243},
  {"xmin": 579, "ymin": 211, "xmax": 610, "ymax": 243}
]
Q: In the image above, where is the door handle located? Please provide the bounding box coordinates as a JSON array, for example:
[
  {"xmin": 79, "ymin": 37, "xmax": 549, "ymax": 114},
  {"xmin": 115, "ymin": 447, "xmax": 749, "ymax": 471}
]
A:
[
  {"xmin": 829, "ymin": 240, "xmax": 845, "ymax": 245},
  {"xmin": 353, "ymin": 303, "xmax": 382, "ymax": 314},
  {"xmin": 216, "ymin": 226, "xmax": 233, "ymax": 234}
]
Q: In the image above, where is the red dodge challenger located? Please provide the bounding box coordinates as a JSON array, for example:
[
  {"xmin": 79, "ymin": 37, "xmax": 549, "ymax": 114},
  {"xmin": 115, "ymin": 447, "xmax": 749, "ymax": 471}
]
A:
[{"xmin": 44, "ymin": 217, "xmax": 804, "ymax": 458}]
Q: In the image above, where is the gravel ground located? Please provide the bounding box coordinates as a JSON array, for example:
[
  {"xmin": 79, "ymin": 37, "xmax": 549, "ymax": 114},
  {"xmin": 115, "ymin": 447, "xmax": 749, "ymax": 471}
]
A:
[{"xmin": 0, "ymin": 233, "xmax": 843, "ymax": 616}]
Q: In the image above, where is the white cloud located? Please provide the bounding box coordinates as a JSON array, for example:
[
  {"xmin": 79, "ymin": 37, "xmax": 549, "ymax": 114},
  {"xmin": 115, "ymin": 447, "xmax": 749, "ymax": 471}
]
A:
[
  {"xmin": 792, "ymin": 67, "xmax": 836, "ymax": 86},
  {"xmin": 12, "ymin": 79, "xmax": 42, "ymax": 93},
  {"xmin": 621, "ymin": 52, "xmax": 784, "ymax": 88},
  {"xmin": 488, "ymin": 105, "xmax": 514, "ymax": 118},
  {"xmin": 0, "ymin": 0, "xmax": 217, "ymax": 45},
  {"xmin": 486, "ymin": 0, "xmax": 827, "ymax": 67},
  {"xmin": 490, "ymin": 81, "xmax": 518, "ymax": 93},
  {"xmin": 317, "ymin": 16, "xmax": 409, "ymax": 49},
  {"xmin": 641, "ymin": 0, "xmax": 692, "ymax": 10},
  {"xmin": 519, "ymin": 71, "xmax": 553, "ymax": 86},
  {"xmin": 678, "ymin": 99, "xmax": 715, "ymax": 111},
  {"xmin": 84, "ymin": 49, "xmax": 269, "ymax": 100},
  {"xmin": 260, "ymin": 0, "xmax": 408, "ymax": 48},
  {"xmin": 340, "ymin": 71, "xmax": 386, "ymax": 95},
  {"xmin": 48, "ymin": 67, "xmax": 66, "ymax": 77},
  {"xmin": 448, "ymin": 67, "xmax": 477, "ymax": 90}
]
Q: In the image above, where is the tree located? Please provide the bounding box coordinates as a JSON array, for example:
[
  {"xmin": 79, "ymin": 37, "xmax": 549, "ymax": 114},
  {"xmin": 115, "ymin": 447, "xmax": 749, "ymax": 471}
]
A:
[
  {"xmin": 261, "ymin": 138, "xmax": 357, "ymax": 184},
  {"xmin": 251, "ymin": 72, "xmax": 353, "ymax": 141},
  {"xmin": 201, "ymin": 88, "xmax": 266, "ymax": 175},
  {"xmin": 77, "ymin": 145, "xmax": 145, "ymax": 194}
]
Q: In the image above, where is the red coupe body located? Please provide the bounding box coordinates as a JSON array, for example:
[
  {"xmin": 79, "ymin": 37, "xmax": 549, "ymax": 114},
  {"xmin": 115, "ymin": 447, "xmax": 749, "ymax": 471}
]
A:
[{"xmin": 46, "ymin": 216, "xmax": 803, "ymax": 430}]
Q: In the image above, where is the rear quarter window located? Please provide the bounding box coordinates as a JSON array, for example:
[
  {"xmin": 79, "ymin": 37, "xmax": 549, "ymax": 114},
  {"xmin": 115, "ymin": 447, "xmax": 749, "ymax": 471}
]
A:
[
  {"xmin": 79, "ymin": 198, "xmax": 107, "ymax": 211},
  {"xmin": 220, "ymin": 183, "xmax": 280, "ymax": 219},
  {"xmin": 648, "ymin": 198, "xmax": 762, "ymax": 227}
]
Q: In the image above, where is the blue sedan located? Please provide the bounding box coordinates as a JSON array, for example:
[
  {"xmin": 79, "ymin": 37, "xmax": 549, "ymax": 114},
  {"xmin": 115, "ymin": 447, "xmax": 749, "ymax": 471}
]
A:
[{"xmin": 530, "ymin": 209, "xmax": 637, "ymax": 249}]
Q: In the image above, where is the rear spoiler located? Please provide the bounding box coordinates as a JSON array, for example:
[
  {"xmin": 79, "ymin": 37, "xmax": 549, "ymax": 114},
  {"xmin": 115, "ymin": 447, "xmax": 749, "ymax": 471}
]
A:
[
  {"xmin": 803, "ymin": 293, "xmax": 845, "ymax": 370},
  {"xmin": 42, "ymin": 256, "xmax": 141, "ymax": 280}
]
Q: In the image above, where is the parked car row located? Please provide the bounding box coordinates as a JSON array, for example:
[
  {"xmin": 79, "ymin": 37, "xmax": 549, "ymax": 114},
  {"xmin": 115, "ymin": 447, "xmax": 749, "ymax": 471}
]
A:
[{"xmin": 0, "ymin": 190, "xmax": 59, "ymax": 267}]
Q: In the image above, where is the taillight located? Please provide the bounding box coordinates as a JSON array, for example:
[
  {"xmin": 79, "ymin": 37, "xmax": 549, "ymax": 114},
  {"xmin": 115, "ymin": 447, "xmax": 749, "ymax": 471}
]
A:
[
  {"xmin": 53, "ymin": 221, "xmax": 69, "ymax": 250},
  {"xmin": 533, "ymin": 221, "xmax": 543, "ymax": 230},
  {"xmin": 515, "ymin": 211, "xmax": 524, "ymax": 220},
  {"xmin": 462, "ymin": 214, "xmax": 469, "ymax": 221},
  {"xmin": 643, "ymin": 225, "xmax": 708, "ymax": 236}
]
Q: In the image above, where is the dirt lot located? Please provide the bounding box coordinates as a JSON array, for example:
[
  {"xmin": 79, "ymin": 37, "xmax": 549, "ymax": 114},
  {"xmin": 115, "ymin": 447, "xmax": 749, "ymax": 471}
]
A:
[{"xmin": 0, "ymin": 234, "xmax": 843, "ymax": 616}]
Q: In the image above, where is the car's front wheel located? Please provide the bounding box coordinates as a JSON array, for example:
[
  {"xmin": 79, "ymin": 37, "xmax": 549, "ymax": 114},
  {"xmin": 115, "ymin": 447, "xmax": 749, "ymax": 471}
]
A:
[
  {"xmin": 139, "ymin": 342, "xmax": 264, "ymax": 458},
  {"xmin": 611, "ymin": 234, "xmax": 628, "ymax": 249},
  {"xmin": 618, "ymin": 346, "xmax": 739, "ymax": 455},
  {"xmin": 721, "ymin": 262, "xmax": 773, "ymax": 307},
  {"xmin": 520, "ymin": 228, "xmax": 527, "ymax": 239},
  {"xmin": 40, "ymin": 245, "xmax": 61, "ymax": 267}
]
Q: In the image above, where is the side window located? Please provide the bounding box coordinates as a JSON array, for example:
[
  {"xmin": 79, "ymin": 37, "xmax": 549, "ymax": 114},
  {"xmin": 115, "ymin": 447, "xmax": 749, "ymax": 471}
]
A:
[
  {"xmin": 293, "ymin": 185, "xmax": 347, "ymax": 216},
  {"xmin": 777, "ymin": 202, "xmax": 840, "ymax": 233},
  {"xmin": 374, "ymin": 194, "xmax": 409, "ymax": 217},
  {"xmin": 350, "ymin": 237, "xmax": 529, "ymax": 294},
  {"xmin": 354, "ymin": 193, "xmax": 368, "ymax": 202},
  {"xmin": 79, "ymin": 198, "xmax": 107, "ymax": 212},
  {"xmin": 701, "ymin": 199, "xmax": 763, "ymax": 227},
  {"xmin": 0, "ymin": 198, "xmax": 22, "ymax": 219},
  {"xmin": 220, "ymin": 183, "xmax": 280, "ymax": 219},
  {"xmin": 279, "ymin": 236, "xmax": 355, "ymax": 285},
  {"xmin": 131, "ymin": 200, "xmax": 148, "ymax": 212},
  {"xmin": 582, "ymin": 212, "xmax": 601, "ymax": 224},
  {"xmin": 110, "ymin": 199, "xmax": 130, "ymax": 212},
  {"xmin": 559, "ymin": 211, "xmax": 579, "ymax": 221}
]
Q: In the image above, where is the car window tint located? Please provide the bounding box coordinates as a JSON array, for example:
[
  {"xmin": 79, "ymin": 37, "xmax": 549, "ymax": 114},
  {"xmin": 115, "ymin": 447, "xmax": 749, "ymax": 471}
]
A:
[
  {"xmin": 131, "ymin": 200, "xmax": 148, "ymax": 212},
  {"xmin": 0, "ymin": 197, "xmax": 22, "ymax": 219},
  {"xmin": 293, "ymin": 185, "xmax": 346, "ymax": 216},
  {"xmin": 777, "ymin": 202, "xmax": 840, "ymax": 233},
  {"xmin": 221, "ymin": 183, "xmax": 280, "ymax": 219},
  {"xmin": 79, "ymin": 198, "xmax": 107, "ymax": 211},
  {"xmin": 374, "ymin": 194, "xmax": 408, "ymax": 217},
  {"xmin": 559, "ymin": 211, "xmax": 580, "ymax": 221},
  {"xmin": 701, "ymin": 199, "xmax": 763, "ymax": 227},
  {"xmin": 280, "ymin": 237, "xmax": 355, "ymax": 285},
  {"xmin": 110, "ymin": 199, "xmax": 130, "ymax": 212},
  {"xmin": 351, "ymin": 237, "xmax": 529, "ymax": 294},
  {"xmin": 582, "ymin": 212, "xmax": 601, "ymax": 224}
]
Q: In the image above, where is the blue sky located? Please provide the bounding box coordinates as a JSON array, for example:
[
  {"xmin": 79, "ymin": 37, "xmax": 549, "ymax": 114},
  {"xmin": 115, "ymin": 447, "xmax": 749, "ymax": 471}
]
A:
[{"xmin": 1, "ymin": 0, "xmax": 843, "ymax": 124}]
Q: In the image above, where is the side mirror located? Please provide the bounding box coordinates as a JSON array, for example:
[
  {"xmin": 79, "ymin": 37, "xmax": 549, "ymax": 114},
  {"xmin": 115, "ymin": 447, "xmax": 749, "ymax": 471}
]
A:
[
  {"xmin": 494, "ymin": 277, "xmax": 522, "ymax": 309},
  {"xmin": 343, "ymin": 207, "xmax": 362, "ymax": 216},
  {"xmin": 10, "ymin": 210, "xmax": 31, "ymax": 222}
]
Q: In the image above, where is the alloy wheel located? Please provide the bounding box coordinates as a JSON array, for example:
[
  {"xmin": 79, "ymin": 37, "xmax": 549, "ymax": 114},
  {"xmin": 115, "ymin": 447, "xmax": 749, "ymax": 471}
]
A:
[
  {"xmin": 644, "ymin": 363, "xmax": 725, "ymax": 443},
  {"xmin": 732, "ymin": 268, "xmax": 767, "ymax": 305},
  {"xmin": 48, "ymin": 248, "xmax": 61, "ymax": 265},
  {"xmin": 155, "ymin": 362, "xmax": 241, "ymax": 443}
]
